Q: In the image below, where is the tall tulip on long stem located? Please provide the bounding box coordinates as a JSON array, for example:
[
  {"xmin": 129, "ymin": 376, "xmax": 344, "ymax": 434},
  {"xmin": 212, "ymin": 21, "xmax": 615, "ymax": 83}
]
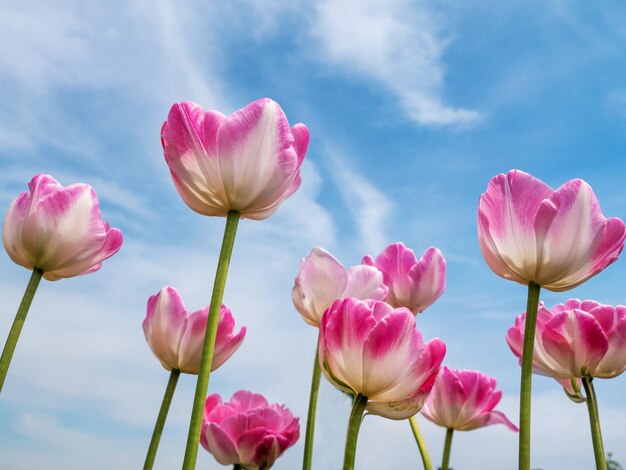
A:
[
  {"xmin": 479, "ymin": 170, "xmax": 625, "ymax": 469},
  {"xmin": 1, "ymin": 174, "xmax": 123, "ymax": 394},
  {"xmin": 292, "ymin": 247, "xmax": 386, "ymax": 470},
  {"xmin": 161, "ymin": 98, "xmax": 309, "ymax": 468}
]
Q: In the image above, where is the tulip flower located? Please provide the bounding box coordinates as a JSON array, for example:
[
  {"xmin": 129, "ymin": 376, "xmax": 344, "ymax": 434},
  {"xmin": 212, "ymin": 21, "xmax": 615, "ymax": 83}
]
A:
[
  {"xmin": 292, "ymin": 247, "xmax": 387, "ymax": 470},
  {"xmin": 507, "ymin": 299, "xmax": 626, "ymax": 469},
  {"xmin": 0, "ymin": 174, "xmax": 122, "ymax": 394},
  {"xmin": 363, "ymin": 242, "xmax": 446, "ymax": 314},
  {"xmin": 478, "ymin": 170, "xmax": 625, "ymax": 292},
  {"xmin": 318, "ymin": 298, "xmax": 445, "ymax": 469},
  {"xmin": 162, "ymin": 98, "xmax": 309, "ymax": 468},
  {"xmin": 143, "ymin": 286, "xmax": 246, "ymax": 374},
  {"xmin": 478, "ymin": 169, "xmax": 625, "ymax": 470},
  {"xmin": 162, "ymin": 98, "xmax": 309, "ymax": 221},
  {"xmin": 201, "ymin": 390, "xmax": 300, "ymax": 470},
  {"xmin": 506, "ymin": 299, "xmax": 626, "ymax": 381},
  {"xmin": 3, "ymin": 174, "xmax": 123, "ymax": 281},
  {"xmin": 142, "ymin": 287, "xmax": 245, "ymax": 470},
  {"xmin": 421, "ymin": 367, "xmax": 517, "ymax": 470},
  {"xmin": 293, "ymin": 247, "xmax": 387, "ymax": 327}
]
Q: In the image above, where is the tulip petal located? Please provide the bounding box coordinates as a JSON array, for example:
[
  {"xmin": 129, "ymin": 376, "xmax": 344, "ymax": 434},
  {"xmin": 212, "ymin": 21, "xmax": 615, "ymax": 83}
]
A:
[{"xmin": 343, "ymin": 265, "xmax": 388, "ymax": 302}]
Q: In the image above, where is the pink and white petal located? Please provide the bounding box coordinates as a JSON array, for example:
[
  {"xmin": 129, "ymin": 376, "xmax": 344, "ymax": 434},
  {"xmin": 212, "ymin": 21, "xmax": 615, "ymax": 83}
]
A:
[
  {"xmin": 251, "ymin": 435, "xmax": 282, "ymax": 469},
  {"xmin": 292, "ymin": 247, "xmax": 348, "ymax": 327},
  {"xmin": 368, "ymin": 371, "xmax": 437, "ymax": 420},
  {"xmin": 535, "ymin": 180, "xmax": 607, "ymax": 290},
  {"xmin": 290, "ymin": 123, "xmax": 309, "ymax": 166},
  {"xmin": 142, "ymin": 287, "xmax": 188, "ymax": 370},
  {"xmin": 558, "ymin": 377, "xmax": 586, "ymax": 403},
  {"xmin": 202, "ymin": 422, "xmax": 241, "ymax": 465},
  {"xmin": 361, "ymin": 310, "xmax": 420, "ymax": 398},
  {"xmin": 343, "ymin": 265, "xmax": 387, "ymax": 302},
  {"xmin": 595, "ymin": 306, "xmax": 626, "ymax": 378},
  {"xmin": 407, "ymin": 247, "xmax": 446, "ymax": 312},
  {"xmin": 482, "ymin": 410, "xmax": 519, "ymax": 432},
  {"xmin": 373, "ymin": 242, "xmax": 416, "ymax": 306},
  {"xmin": 235, "ymin": 427, "xmax": 270, "ymax": 465},
  {"xmin": 478, "ymin": 170, "xmax": 555, "ymax": 281},
  {"xmin": 168, "ymin": 170, "xmax": 230, "ymax": 216},
  {"xmin": 204, "ymin": 393, "xmax": 225, "ymax": 421},
  {"xmin": 176, "ymin": 306, "xmax": 209, "ymax": 373},
  {"xmin": 320, "ymin": 298, "xmax": 376, "ymax": 392},
  {"xmin": 216, "ymin": 98, "xmax": 299, "ymax": 211},
  {"xmin": 213, "ymin": 323, "xmax": 246, "ymax": 372},
  {"xmin": 162, "ymin": 102, "xmax": 228, "ymax": 208},
  {"xmin": 231, "ymin": 390, "xmax": 269, "ymax": 412},
  {"xmin": 542, "ymin": 310, "xmax": 609, "ymax": 377}
]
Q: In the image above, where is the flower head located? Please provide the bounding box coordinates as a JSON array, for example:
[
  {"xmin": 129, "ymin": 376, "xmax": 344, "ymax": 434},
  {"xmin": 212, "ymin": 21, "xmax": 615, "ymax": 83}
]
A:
[
  {"xmin": 318, "ymin": 298, "xmax": 446, "ymax": 419},
  {"xmin": 478, "ymin": 170, "xmax": 625, "ymax": 291},
  {"xmin": 142, "ymin": 287, "xmax": 245, "ymax": 374},
  {"xmin": 292, "ymin": 247, "xmax": 387, "ymax": 327},
  {"xmin": 2, "ymin": 174, "xmax": 123, "ymax": 280},
  {"xmin": 201, "ymin": 390, "xmax": 300, "ymax": 469},
  {"xmin": 506, "ymin": 299, "xmax": 626, "ymax": 380},
  {"xmin": 162, "ymin": 98, "xmax": 309, "ymax": 220},
  {"xmin": 363, "ymin": 242, "xmax": 446, "ymax": 313},
  {"xmin": 421, "ymin": 367, "xmax": 518, "ymax": 432}
]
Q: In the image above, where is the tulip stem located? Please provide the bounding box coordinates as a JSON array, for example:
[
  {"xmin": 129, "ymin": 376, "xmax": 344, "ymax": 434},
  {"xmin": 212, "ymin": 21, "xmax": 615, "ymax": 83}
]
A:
[
  {"xmin": 441, "ymin": 428, "xmax": 454, "ymax": 470},
  {"xmin": 0, "ymin": 267, "xmax": 43, "ymax": 394},
  {"xmin": 343, "ymin": 393, "xmax": 368, "ymax": 470},
  {"xmin": 182, "ymin": 210, "xmax": 240, "ymax": 469},
  {"xmin": 144, "ymin": 369, "xmax": 181, "ymax": 470},
  {"xmin": 582, "ymin": 376, "xmax": 607, "ymax": 470},
  {"xmin": 409, "ymin": 416, "xmax": 432, "ymax": 470},
  {"xmin": 519, "ymin": 281, "xmax": 541, "ymax": 470},
  {"xmin": 303, "ymin": 342, "xmax": 321, "ymax": 470}
]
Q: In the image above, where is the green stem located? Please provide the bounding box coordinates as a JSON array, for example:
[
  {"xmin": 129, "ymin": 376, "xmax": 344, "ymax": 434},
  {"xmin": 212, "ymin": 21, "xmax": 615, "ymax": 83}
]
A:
[
  {"xmin": 0, "ymin": 268, "xmax": 43, "ymax": 394},
  {"xmin": 519, "ymin": 281, "xmax": 541, "ymax": 470},
  {"xmin": 343, "ymin": 393, "xmax": 368, "ymax": 470},
  {"xmin": 582, "ymin": 376, "xmax": 607, "ymax": 470},
  {"xmin": 441, "ymin": 428, "xmax": 454, "ymax": 470},
  {"xmin": 143, "ymin": 369, "xmax": 181, "ymax": 470},
  {"xmin": 303, "ymin": 341, "xmax": 321, "ymax": 470},
  {"xmin": 409, "ymin": 416, "xmax": 432, "ymax": 470},
  {"xmin": 182, "ymin": 210, "xmax": 240, "ymax": 469}
]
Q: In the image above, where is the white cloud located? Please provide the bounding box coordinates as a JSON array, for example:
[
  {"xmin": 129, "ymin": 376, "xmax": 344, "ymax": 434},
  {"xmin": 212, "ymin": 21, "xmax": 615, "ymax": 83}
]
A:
[
  {"xmin": 312, "ymin": 0, "xmax": 481, "ymax": 126},
  {"xmin": 328, "ymin": 157, "xmax": 394, "ymax": 255}
]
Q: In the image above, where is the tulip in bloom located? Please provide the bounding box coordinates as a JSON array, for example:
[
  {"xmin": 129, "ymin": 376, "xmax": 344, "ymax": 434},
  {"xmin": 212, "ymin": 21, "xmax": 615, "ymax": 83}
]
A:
[
  {"xmin": 2, "ymin": 174, "xmax": 123, "ymax": 280},
  {"xmin": 292, "ymin": 247, "xmax": 387, "ymax": 327},
  {"xmin": 142, "ymin": 287, "xmax": 245, "ymax": 374},
  {"xmin": 201, "ymin": 390, "xmax": 300, "ymax": 469},
  {"xmin": 161, "ymin": 98, "xmax": 309, "ymax": 220},
  {"xmin": 478, "ymin": 170, "xmax": 625, "ymax": 291},
  {"xmin": 421, "ymin": 366, "xmax": 518, "ymax": 432},
  {"xmin": 506, "ymin": 299, "xmax": 626, "ymax": 380},
  {"xmin": 363, "ymin": 242, "xmax": 446, "ymax": 313},
  {"xmin": 318, "ymin": 298, "xmax": 446, "ymax": 419}
]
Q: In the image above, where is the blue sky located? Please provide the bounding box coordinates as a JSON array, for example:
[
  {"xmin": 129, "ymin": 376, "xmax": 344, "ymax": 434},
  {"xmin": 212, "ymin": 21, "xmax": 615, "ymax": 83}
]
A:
[{"xmin": 1, "ymin": 1, "xmax": 625, "ymax": 469}]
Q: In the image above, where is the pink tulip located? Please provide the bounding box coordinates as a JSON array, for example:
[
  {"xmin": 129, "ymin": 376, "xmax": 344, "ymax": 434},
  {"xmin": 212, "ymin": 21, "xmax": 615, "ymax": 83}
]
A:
[
  {"xmin": 478, "ymin": 170, "xmax": 625, "ymax": 291},
  {"xmin": 363, "ymin": 242, "xmax": 446, "ymax": 313},
  {"xmin": 292, "ymin": 247, "xmax": 387, "ymax": 327},
  {"xmin": 142, "ymin": 287, "xmax": 245, "ymax": 374},
  {"xmin": 161, "ymin": 98, "xmax": 309, "ymax": 220},
  {"xmin": 421, "ymin": 367, "xmax": 518, "ymax": 431},
  {"xmin": 318, "ymin": 298, "xmax": 446, "ymax": 419},
  {"xmin": 2, "ymin": 174, "xmax": 123, "ymax": 281},
  {"xmin": 201, "ymin": 390, "xmax": 300, "ymax": 469},
  {"xmin": 506, "ymin": 299, "xmax": 626, "ymax": 380}
]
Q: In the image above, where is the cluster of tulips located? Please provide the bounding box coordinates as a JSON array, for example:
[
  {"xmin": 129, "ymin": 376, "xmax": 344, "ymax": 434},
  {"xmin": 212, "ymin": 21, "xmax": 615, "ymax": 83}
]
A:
[{"xmin": 1, "ymin": 97, "xmax": 625, "ymax": 470}]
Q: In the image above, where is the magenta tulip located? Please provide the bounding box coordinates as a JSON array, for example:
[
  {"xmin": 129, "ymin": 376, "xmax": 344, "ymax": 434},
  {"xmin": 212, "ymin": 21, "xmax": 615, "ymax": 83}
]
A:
[
  {"xmin": 478, "ymin": 170, "xmax": 625, "ymax": 291},
  {"xmin": 506, "ymin": 299, "xmax": 626, "ymax": 380},
  {"xmin": 2, "ymin": 174, "xmax": 123, "ymax": 280},
  {"xmin": 421, "ymin": 367, "xmax": 518, "ymax": 432},
  {"xmin": 201, "ymin": 390, "xmax": 300, "ymax": 469},
  {"xmin": 142, "ymin": 287, "xmax": 245, "ymax": 374},
  {"xmin": 292, "ymin": 247, "xmax": 387, "ymax": 327},
  {"xmin": 363, "ymin": 242, "xmax": 446, "ymax": 314},
  {"xmin": 318, "ymin": 298, "xmax": 446, "ymax": 419},
  {"xmin": 161, "ymin": 98, "xmax": 309, "ymax": 220}
]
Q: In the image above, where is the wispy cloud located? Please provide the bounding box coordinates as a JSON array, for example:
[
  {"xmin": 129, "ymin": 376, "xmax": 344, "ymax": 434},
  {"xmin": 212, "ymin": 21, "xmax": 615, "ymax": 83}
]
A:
[
  {"xmin": 312, "ymin": 0, "xmax": 480, "ymax": 126},
  {"xmin": 328, "ymin": 155, "xmax": 394, "ymax": 254}
]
